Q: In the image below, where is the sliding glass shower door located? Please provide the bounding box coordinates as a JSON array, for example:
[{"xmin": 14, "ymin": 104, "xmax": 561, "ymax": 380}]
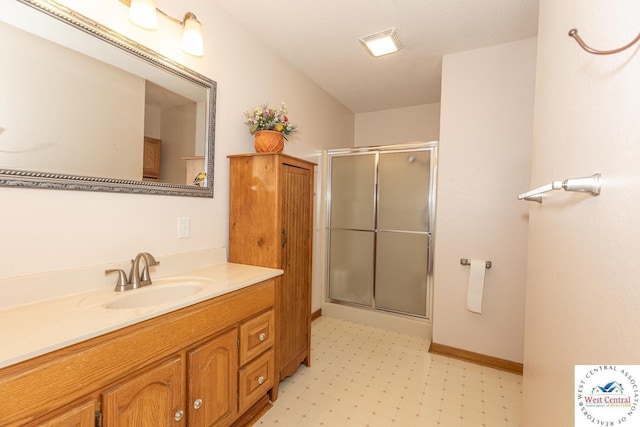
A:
[{"xmin": 327, "ymin": 145, "xmax": 436, "ymax": 319}]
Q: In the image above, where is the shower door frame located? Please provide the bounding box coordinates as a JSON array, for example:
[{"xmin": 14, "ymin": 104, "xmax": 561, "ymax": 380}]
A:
[{"xmin": 325, "ymin": 141, "xmax": 438, "ymax": 321}]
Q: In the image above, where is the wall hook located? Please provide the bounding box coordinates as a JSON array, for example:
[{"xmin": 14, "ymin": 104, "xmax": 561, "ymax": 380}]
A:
[{"xmin": 569, "ymin": 28, "xmax": 640, "ymax": 55}]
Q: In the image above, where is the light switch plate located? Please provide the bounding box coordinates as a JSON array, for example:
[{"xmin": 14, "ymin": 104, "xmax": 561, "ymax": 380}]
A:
[{"xmin": 177, "ymin": 217, "xmax": 190, "ymax": 239}]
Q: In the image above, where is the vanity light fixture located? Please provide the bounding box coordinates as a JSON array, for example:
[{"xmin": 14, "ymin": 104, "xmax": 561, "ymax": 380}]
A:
[
  {"xmin": 119, "ymin": 0, "xmax": 204, "ymax": 56},
  {"xmin": 128, "ymin": 0, "xmax": 157, "ymax": 30},
  {"xmin": 359, "ymin": 28, "xmax": 403, "ymax": 57},
  {"xmin": 180, "ymin": 12, "xmax": 204, "ymax": 56}
]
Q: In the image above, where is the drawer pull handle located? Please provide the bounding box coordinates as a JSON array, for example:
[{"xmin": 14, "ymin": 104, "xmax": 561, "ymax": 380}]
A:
[
  {"xmin": 193, "ymin": 398, "xmax": 203, "ymax": 410},
  {"xmin": 259, "ymin": 332, "xmax": 266, "ymax": 341},
  {"xmin": 174, "ymin": 409, "xmax": 184, "ymax": 421},
  {"xmin": 258, "ymin": 375, "xmax": 265, "ymax": 385}
]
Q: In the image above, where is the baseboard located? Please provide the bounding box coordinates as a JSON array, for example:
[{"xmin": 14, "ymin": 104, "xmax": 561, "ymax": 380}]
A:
[
  {"xmin": 311, "ymin": 308, "xmax": 322, "ymax": 321},
  {"xmin": 429, "ymin": 342, "xmax": 523, "ymax": 375}
]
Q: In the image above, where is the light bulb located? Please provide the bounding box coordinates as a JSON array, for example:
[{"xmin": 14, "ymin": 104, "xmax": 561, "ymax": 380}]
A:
[
  {"xmin": 182, "ymin": 12, "xmax": 204, "ymax": 56},
  {"xmin": 129, "ymin": 0, "xmax": 158, "ymax": 30}
]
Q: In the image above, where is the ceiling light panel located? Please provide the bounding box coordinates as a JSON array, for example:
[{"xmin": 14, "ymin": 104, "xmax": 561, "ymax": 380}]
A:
[{"xmin": 359, "ymin": 28, "xmax": 403, "ymax": 57}]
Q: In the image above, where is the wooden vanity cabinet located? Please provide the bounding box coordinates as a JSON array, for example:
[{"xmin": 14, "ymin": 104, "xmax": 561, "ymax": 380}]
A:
[
  {"xmin": 228, "ymin": 153, "xmax": 315, "ymax": 383},
  {"xmin": 0, "ymin": 280, "xmax": 276, "ymax": 427}
]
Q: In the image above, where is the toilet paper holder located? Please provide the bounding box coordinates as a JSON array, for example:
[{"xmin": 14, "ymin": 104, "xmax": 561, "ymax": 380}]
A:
[{"xmin": 460, "ymin": 258, "xmax": 492, "ymax": 269}]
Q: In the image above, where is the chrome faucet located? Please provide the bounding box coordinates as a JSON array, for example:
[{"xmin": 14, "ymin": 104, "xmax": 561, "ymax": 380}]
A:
[
  {"xmin": 129, "ymin": 252, "xmax": 160, "ymax": 289},
  {"xmin": 105, "ymin": 252, "xmax": 160, "ymax": 292}
]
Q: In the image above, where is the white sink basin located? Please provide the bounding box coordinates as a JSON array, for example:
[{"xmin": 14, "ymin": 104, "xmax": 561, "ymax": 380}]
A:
[
  {"xmin": 76, "ymin": 276, "xmax": 214, "ymax": 311},
  {"xmin": 105, "ymin": 284, "xmax": 203, "ymax": 309}
]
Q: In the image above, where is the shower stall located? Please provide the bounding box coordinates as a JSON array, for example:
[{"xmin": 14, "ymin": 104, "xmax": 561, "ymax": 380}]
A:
[{"xmin": 326, "ymin": 142, "xmax": 437, "ymax": 320}]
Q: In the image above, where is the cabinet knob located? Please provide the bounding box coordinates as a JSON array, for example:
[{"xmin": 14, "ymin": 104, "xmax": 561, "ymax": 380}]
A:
[
  {"xmin": 193, "ymin": 398, "xmax": 203, "ymax": 410},
  {"xmin": 259, "ymin": 332, "xmax": 266, "ymax": 341},
  {"xmin": 258, "ymin": 375, "xmax": 265, "ymax": 385},
  {"xmin": 174, "ymin": 409, "xmax": 184, "ymax": 421}
]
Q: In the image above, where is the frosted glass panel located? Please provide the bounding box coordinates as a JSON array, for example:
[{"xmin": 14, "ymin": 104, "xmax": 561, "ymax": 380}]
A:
[
  {"xmin": 375, "ymin": 231, "xmax": 428, "ymax": 316},
  {"xmin": 378, "ymin": 151, "xmax": 430, "ymax": 232},
  {"xmin": 330, "ymin": 154, "xmax": 376, "ymax": 230},
  {"xmin": 328, "ymin": 230, "xmax": 374, "ymax": 306}
]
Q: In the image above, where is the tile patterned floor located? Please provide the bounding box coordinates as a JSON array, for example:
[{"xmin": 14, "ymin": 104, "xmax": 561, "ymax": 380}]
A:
[{"xmin": 257, "ymin": 316, "xmax": 522, "ymax": 427}]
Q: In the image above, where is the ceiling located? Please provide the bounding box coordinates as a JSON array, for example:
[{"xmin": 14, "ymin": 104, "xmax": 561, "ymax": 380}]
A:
[{"xmin": 211, "ymin": 0, "xmax": 539, "ymax": 113}]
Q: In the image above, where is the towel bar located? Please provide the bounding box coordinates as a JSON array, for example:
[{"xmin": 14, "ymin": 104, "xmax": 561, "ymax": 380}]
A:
[
  {"xmin": 460, "ymin": 258, "xmax": 491, "ymax": 269},
  {"xmin": 518, "ymin": 173, "xmax": 601, "ymax": 203}
]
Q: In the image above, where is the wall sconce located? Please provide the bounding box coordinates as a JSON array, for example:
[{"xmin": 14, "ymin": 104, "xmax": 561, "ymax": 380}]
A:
[
  {"xmin": 359, "ymin": 28, "xmax": 403, "ymax": 57},
  {"xmin": 120, "ymin": 0, "xmax": 204, "ymax": 57}
]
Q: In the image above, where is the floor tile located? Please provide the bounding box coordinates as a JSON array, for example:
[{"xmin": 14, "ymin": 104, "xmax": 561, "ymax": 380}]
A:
[{"xmin": 256, "ymin": 316, "xmax": 522, "ymax": 426}]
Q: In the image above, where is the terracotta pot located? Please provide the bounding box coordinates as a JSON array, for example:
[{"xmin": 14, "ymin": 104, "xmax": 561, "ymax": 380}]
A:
[{"xmin": 254, "ymin": 130, "xmax": 284, "ymax": 153}]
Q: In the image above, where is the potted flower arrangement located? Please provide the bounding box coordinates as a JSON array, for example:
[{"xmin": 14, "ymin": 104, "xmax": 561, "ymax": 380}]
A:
[{"xmin": 244, "ymin": 102, "xmax": 297, "ymax": 152}]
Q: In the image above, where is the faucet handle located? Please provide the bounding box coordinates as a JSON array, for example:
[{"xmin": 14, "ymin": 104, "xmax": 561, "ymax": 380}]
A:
[{"xmin": 105, "ymin": 269, "xmax": 130, "ymax": 292}]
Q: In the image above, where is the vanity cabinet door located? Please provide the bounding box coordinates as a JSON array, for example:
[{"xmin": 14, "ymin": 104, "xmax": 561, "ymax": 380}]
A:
[
  {"xmin": 29, "ymin": 398, "xmax": 98, "ymax": 427},
  {"xmin": 187, "ymin": 329, "xmax": 239, "ymax": 427},
  {"xmin": 102, "ymin": 356, "xmax": 184, "ymax": 426}
]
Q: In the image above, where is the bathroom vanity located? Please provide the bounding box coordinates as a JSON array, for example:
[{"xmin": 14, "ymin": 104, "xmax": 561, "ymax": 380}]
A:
[{"xmin": 0, "ymin": 258, "xmax": 282, "ymax": 427}]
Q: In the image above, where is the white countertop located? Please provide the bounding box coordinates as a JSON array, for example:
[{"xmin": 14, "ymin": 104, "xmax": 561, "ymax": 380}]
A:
[{"xmin": 0, "ymin": 262, "xmax": 282, "ymax": 369}]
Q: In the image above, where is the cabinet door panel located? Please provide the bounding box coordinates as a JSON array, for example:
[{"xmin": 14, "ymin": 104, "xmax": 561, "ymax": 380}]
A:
[
  {"xmin": 30, "ymin": 398, "xmax": 98, "ymax": 427},
  {"xmin": 102, "ymin": 357, "xmax": 184, "ymax": 426},
  {"xmin": 280, "ymin": 164, "xmax": 312, "ymax": 377},
  {"xmin": 188, "ymin": 329, "xmax": 238, "ymax": 427}
]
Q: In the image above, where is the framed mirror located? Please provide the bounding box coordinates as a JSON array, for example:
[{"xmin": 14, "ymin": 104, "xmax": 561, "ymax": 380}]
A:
[{"xmin": 0, "ymin": 0, "xmax": 216, "ymax": 197}]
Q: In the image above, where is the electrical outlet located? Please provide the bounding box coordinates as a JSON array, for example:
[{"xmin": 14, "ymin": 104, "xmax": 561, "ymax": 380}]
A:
[{"xmin": 177, "ymin": 217, "xmax": 190, "ymax": 239}]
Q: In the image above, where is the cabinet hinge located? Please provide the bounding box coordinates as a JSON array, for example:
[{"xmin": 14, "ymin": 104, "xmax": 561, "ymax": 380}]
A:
[{"xmin": 95, "ymin": 410, "xmax": 103, "ymax": 427}]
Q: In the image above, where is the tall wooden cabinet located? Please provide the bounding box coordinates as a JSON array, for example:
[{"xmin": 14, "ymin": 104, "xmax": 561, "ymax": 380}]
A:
[
  {"xmin": 143, "ymin": 136, "xmax": 162, "ymax": 181},
  {"xmin": 228, "ymin": 153, "xmax": 315, "ymax": 382}
]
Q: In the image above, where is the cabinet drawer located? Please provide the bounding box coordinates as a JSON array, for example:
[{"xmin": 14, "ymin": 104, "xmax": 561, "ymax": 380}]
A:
[
  {"xmin": 28, "ymin": 398, "xmax": 98, "ymax": 427},
  {"xmin": 239, "ymin": 310, "xmax": 274, "ymax": 366},
  {"xmin": 238, "ymin": 349, "xmax": 274, "ymax": 412}
]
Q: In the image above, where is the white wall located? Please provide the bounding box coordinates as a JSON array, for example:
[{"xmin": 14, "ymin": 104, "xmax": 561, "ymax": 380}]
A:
[
  {"xmin": 433, "ymin": 38, "xmax": 536, "ymax": 363},
  {"xmin": 522, "ymin": 1, "xmax": 640, "ymax": 425},
  {"xmin": 0, "ymin": 0, "xmax": 354, "ymax": 309},
  {"xmin": 0, "ymin": 22, "xmax": 144, "ymax": 180},
  {"xmin": 161, "ymin": 103, "xmax": 197, "ymax": 185},
  {"xmin": 354, "ymin": 103, "xmax": 440, "ymax": 147},
  {"xmin": 144, "ymin": 105, "xmax": 162, "ymax": 139}
]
